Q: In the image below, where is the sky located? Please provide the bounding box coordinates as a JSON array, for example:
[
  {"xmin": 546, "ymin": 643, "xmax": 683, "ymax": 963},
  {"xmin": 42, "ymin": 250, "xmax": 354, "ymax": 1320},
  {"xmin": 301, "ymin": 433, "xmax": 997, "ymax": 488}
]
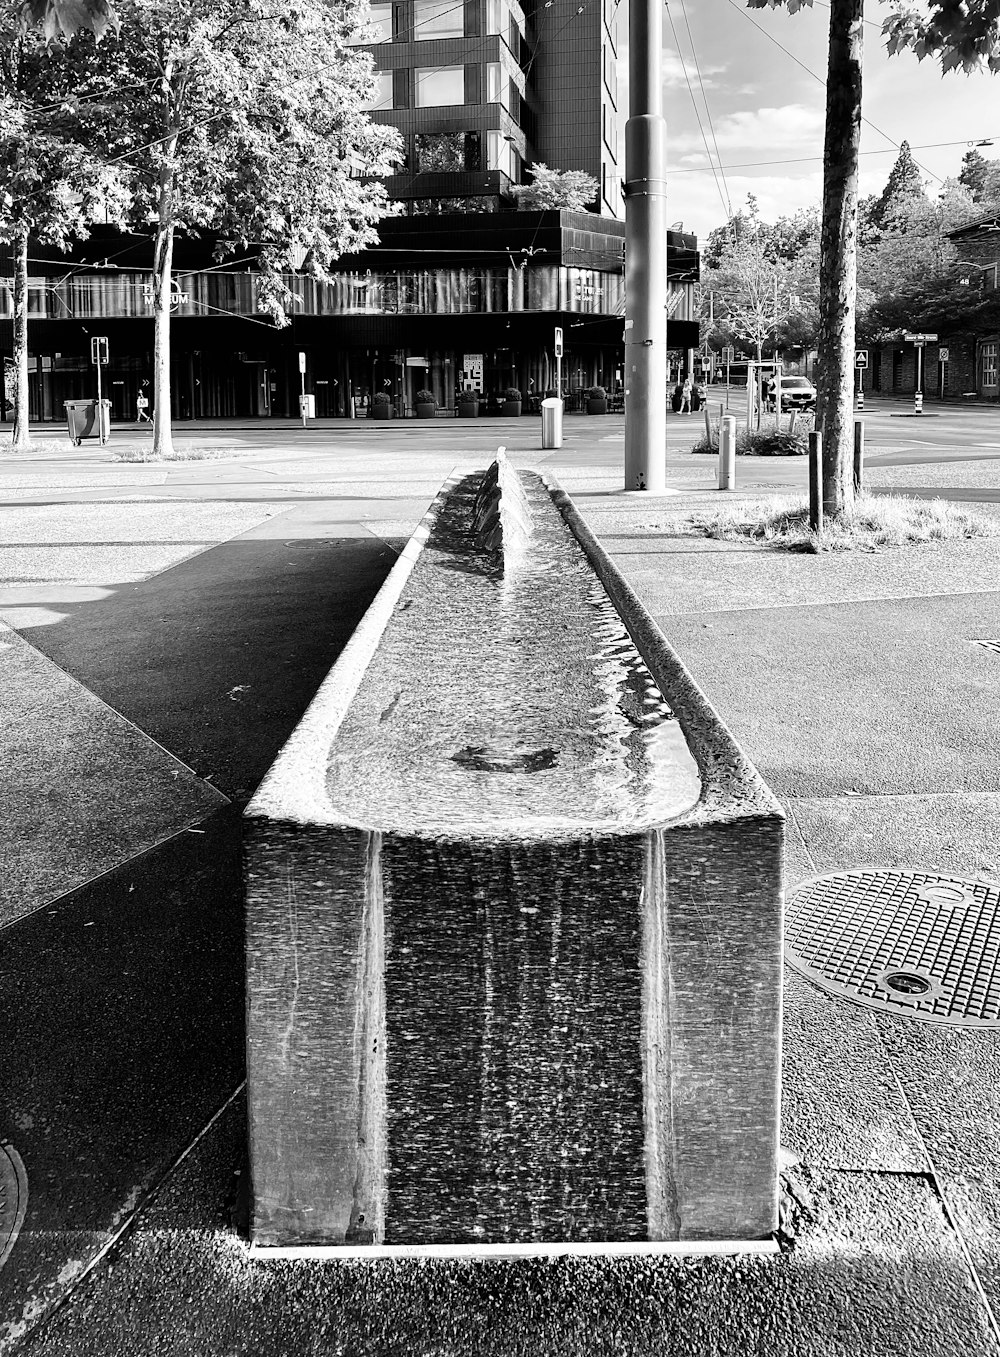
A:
[{"xmin": 618, "ymin": 0, "xmax": 1000, "ymax": 242}]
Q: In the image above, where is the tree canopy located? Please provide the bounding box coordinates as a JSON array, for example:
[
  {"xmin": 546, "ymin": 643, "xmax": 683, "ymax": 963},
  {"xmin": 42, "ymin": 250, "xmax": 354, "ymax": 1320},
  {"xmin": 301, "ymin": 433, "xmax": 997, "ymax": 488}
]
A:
[{"xmin": 510, "ymin": 164, "xmax": 599, "ymax": 212}]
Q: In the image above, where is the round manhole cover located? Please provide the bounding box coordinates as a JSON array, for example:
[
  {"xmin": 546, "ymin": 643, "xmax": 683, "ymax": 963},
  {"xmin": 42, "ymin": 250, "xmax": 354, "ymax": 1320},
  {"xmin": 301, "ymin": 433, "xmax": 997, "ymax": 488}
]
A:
[
  {"xmin": 0, "ymin": 1143, "xmax": 27, "ymax": 1271},
  {"xmin": 785, "ymin": 870, "xmax": 1000, "ymax": 1027}
]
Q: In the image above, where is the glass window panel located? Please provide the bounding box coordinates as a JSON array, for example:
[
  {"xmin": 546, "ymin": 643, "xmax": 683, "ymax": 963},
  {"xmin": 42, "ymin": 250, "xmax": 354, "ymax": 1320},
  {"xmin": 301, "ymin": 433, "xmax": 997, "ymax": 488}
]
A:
[
  {"xmin": 486, "ymin": 0, "xmax": 502, "ymax": 33},
  {"xmin": 414, "ymin": 66, "xmax": 465, "ymax": 106},
  {"xmin": 349, "ymin": 2, "xmax": 391, "ymax": 43},
  {"xmin": 415, "ymin": 131, "xmax": 465, "ymax": 170},
  {"xmin": 413, "ymin": 0, "xmax": 464, "ymax": 38},
  {"xmin": 487, "ymin": 62, "xmax": 502, "ymax": 102},
  {"xmin": 982, "ymin": 343, "xmax": 997, "ymax": 387},
  {"xmin": 365, "ymin": 70, "xmax": 393, "ymax": 110}
]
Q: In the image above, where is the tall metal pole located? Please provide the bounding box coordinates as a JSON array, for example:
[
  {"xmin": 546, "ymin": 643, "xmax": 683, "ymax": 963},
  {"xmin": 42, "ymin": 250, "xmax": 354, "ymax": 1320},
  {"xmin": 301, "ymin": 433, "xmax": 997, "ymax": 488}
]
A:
[{"xmin": 623, "ymin": 0, "xmax": 667, "ymax": 493}]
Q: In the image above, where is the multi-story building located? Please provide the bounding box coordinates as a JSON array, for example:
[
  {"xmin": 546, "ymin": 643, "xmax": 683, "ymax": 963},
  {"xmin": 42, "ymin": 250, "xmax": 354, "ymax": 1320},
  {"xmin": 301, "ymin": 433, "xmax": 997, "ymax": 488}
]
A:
[
  {"xmin": 0, "ymin": 0, "xmax": 701, "ymax": 421},
  {"xmin": 355, "ymin": 0, "xmax": 622, "ymax": 218}
]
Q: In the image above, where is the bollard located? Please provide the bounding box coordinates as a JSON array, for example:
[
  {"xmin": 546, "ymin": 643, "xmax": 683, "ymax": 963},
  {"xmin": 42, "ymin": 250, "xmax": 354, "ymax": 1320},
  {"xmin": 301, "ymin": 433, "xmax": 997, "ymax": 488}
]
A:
[
  {"xmin": 704, "ymin": 403, "xmax": 712, "ymax": 449},
  {"xmin": 718, "ymin": 414, "xmax": 736, "ymax": 490},
  {"xmin": 809, "ymin": 430, "xmax": 823, "ymax": 533},
  {"xmin": 857, "ymin": 388, "xmax": 864, "ymax": 412},
  {"xmin": 854, "ymin": 419, "xmax": 864, "ymax": 494},
  {"xmin": 541, "ymin": 396, "xmax": 563, "ymax": 450},
  {"xmin": 914, "ymin": 391, "xmax": 923, "ymax": 416}
]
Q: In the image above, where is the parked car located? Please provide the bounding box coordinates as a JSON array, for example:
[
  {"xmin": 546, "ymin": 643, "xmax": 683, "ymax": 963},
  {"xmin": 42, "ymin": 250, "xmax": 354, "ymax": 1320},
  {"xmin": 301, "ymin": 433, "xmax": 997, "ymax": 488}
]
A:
[{"xmin": 767, "ymin": 375, "xmax": 816, "ymax": 411}]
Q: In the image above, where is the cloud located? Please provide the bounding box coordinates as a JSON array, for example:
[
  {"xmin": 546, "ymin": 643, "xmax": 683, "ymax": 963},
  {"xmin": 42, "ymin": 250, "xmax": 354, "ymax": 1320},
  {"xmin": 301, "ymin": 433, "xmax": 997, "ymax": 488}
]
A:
[
  {"xmin": 669, "ymin": 104, "xmax": 826, "ymax": 155},
  {"xmin": 659, "ymin": 46, "xmax": 728, "ymax": 90}
]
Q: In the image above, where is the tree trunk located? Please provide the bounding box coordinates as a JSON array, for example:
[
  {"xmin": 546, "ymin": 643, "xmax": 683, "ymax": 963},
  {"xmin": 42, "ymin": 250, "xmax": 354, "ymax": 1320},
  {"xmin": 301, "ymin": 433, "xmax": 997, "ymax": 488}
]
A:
[
  {"xmin": 816, "ymin": 0, "xmax": 864, "ymax": 516},
  {"xmin": 151, "ymin": 98, "xmax": 179, "ymax": 459},
  {"xmin": 11, "ymin": 230, "xmax": 31, "ymax": 452}
]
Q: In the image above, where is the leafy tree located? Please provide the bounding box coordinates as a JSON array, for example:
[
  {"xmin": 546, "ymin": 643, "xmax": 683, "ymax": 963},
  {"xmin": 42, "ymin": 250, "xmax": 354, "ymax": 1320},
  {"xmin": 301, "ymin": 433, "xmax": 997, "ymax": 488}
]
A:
[
  {"xmin": 959, "ymin": 146, "xmax": 991, "ymax": 201},
  {"xmin": 510, "ymin": 163, "xmax": 599, "ymax": 211},
  {"xmin": 88, "ymin": 0, "xmax": 400, "ymax": 457},
  {"xmin": 870, "ymin": 139, "xmax": 926, "ymax": 229},
  {"xmin": 13, "ymin": 0, "xmax": 119, "ymax": 43},
  {"xmin": 748, "ymin": 0, "xmax": 1000, "ymax": 518},
  {"xmin": 1, "ymin": 21, "xmax": 127, "ymax": 450}
]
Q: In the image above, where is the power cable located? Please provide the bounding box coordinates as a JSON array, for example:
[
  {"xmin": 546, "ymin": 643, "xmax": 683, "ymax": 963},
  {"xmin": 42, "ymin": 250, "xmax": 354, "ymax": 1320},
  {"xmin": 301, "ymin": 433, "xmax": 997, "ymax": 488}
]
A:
[
  {"xmin": 668, "ymin": 135, "xmax": 1000, "ymax": 175},
  {"xmin": 722, "ymin": 0, "xmax": 945, "ymax": 186},
  {"xmin": 665, "ymin": 4, "xmax": 731, "ymax": 219},
  {"xmin": 676, "ymin": 0, "xmax": 733, "ymax": 217}
]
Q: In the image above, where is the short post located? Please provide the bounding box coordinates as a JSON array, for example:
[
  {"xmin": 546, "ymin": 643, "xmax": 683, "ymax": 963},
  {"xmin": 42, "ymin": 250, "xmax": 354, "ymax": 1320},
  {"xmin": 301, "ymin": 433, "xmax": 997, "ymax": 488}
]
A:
[
  {"xmin": 856, "ymin": 365, "xmax": 864, "ymax": 411},
  {"xmin": 809, "ymin": 430, "xmax": 823, "ymax": 533},
  {"xmin": 703, "ymin": 402, "xmax": 712, "ymax": 449},
  {"xmin": 914, "ymin": 390, "xmax": 923, "ymax": 416},
  {"xmin": 718, "ymin": 414, "xmax": 736, "ymax": 490},
  {"xmin": 915, "ymin": 343, "xmax": 924, "ymax": 415},
  {"xmin": 853, "ymin": 419, "xmax": 864, "ymax": 495}
]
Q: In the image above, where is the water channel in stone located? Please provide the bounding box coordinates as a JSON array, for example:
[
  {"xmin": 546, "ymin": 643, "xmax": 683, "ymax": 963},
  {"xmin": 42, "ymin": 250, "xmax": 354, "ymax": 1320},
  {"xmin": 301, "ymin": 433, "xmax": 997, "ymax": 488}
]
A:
[{"xmin": 325, "ymin": 469, "xmax": 701, "ymax": 833}]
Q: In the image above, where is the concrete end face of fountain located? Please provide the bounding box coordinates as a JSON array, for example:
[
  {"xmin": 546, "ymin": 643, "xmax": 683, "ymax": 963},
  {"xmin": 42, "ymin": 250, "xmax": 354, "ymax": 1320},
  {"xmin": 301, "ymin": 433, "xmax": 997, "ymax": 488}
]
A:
[{"xmin": 243, "ymin": 461, "xmax": 785, "ymax": 1252}]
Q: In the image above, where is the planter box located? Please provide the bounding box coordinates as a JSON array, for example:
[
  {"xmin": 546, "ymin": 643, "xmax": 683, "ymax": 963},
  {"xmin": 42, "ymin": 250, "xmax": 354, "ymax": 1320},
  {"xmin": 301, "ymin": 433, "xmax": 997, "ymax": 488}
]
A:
[
  {"xmin": 457, "ymin": 402, "xmax": 480, "ymax": 418},
  {"xmin": 587, "ymin": 398, "xmax": 608, "ymax": 415},
  {"xmin": 502, "ymin": 400, "xmax": 522, "ymax": 417},
  {"xmin": 370, "ymin": 405, "xmax": 394, "ymax": 420},
  {"xmin": 415, "ymin": 404, "xmax": 436, "ymax": 420}
]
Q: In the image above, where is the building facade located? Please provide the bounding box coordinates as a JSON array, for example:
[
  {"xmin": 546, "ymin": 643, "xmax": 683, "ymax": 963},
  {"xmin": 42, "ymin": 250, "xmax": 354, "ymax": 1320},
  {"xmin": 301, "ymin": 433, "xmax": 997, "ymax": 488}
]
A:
[
  {"xmin": 1, "ymin": 216, "xmax": 699, "ymax": 421},
  {"xmin": 355, "ymin": 0, "xmax": 622, "ymax": 217}
]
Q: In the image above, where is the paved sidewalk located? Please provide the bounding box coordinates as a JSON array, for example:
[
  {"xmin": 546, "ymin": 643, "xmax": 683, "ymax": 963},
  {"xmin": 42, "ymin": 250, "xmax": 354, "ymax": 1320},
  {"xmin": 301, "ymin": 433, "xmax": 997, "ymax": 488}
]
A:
[{"xmin": 1, "ymin": 417, "xmax": 999, "ymax": 1355}]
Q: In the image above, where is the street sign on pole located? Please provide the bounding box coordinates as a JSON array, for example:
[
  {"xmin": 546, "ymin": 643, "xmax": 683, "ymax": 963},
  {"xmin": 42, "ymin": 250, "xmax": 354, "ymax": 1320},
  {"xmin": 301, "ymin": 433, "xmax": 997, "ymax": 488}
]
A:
[
  {"xmin": 902, "ymin": 332, "xmax": 937, "ymax": 345},
  {"xmin": 855, "ymin": 350, "xmax": 868, "ymax": 369},
  {"xmin": 554, "ymin": 327, "xmax": 563, "ymax": 398},
  {"xmin": 940, "ymin": 347, "xmax": 950, "ymax": 363},
  {"xmin": 553, "ymin": 327, "xmax": 563, "ymax": 358},
  {"xmin": 298, "ymin": 351, "xmax": 307, "ymax": 375},
  {"xmin": 91, "ymin": 336, "xmax": 109, "ymax": 366}
]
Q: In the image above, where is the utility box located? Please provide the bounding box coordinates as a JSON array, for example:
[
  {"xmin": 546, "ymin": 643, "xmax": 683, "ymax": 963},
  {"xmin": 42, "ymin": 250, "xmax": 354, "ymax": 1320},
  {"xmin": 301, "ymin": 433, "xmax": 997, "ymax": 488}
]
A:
[
  {"xmin": 541, "ymin": 396, "xmax": 563, "ymax": 449},
  {"xmin": 64, "ymin": 399, "xmax": 110, "ymax": 446},
  {"xmin": 299, "ymin": 394, "xmax": 316, "ymax": 420}
]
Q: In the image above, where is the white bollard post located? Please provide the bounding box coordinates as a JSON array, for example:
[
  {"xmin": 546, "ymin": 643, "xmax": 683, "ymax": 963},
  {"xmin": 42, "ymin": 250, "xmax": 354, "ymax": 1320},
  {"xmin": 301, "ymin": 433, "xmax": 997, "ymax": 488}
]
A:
[
  {"xmin": 718, "ymin": 414, "xmax": 736, "ymax": 490},
  {"xmin": 914, "ymin": 390, "xmax": 923, "ymax": 416}
]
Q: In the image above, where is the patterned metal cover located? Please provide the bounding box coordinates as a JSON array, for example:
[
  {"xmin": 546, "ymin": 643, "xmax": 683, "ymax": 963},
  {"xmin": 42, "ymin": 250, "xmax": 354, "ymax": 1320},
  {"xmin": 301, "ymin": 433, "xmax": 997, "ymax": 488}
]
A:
[{"xmin": 785, "ymin": 869, "xmax": 1000, "ymax": 1027}]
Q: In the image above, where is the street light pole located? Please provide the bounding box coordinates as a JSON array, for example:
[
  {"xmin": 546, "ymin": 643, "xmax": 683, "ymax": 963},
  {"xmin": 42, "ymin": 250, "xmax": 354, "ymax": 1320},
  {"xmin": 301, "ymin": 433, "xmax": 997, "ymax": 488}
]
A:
[{"xmin": 623, "ymin": 0, "xmax": 667, "ymax": 493}]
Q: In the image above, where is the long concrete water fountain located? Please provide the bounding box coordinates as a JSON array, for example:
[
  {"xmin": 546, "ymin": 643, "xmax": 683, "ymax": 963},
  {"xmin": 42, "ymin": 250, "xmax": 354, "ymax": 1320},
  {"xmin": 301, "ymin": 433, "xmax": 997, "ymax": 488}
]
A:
[{"xmin": 243, "ymin": 455, "xmax": 785, "ymax": 1254}]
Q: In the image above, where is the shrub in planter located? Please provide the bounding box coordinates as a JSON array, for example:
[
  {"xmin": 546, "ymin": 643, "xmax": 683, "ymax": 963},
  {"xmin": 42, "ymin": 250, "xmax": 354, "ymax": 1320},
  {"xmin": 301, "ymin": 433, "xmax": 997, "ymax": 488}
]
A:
[
  {"xmin": 586, "ymin": 384, "xmax": 608, "ymax": 415},
  {"xmin": 369, "ymin": 392, "xmax": 394, "ymax": 420},
  {"xmin": 502, "ymin": 386, "xmax": 522, "ymax": 417},
  {"xmin": 457, "ymin": 391, "xmax": 481, "ymax": 417},
  {"xmin": 415, "ymin": 388, "xmax": 436, "ymax": 419}
]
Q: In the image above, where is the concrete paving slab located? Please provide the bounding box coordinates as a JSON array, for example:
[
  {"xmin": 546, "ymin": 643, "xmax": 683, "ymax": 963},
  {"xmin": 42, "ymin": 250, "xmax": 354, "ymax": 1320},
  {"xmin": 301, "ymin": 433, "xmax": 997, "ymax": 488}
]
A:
[
  {"xmin": 0, "ymin": 807, "xmax": 244, "ymax": 1353},
  {"xmin": 787, "ymin": 792, "xmax": 1000, "ymax": 885},
  {"xmin": 0, "ymin": 623, "xmax": 226, "ymax": 926},
  {"xmin": 641, "ymin": 595, "xmax": 1000, "ymax": 800},
  {"xmin": 16, "ymin": 1093, "xmax": 997, "ymax": 1357},
  {"xmin": 780, "ymin": 970, "xmax": 926, "ymax": 1172},
  {"xmin": 12, "ymin": 508, "xmax": 399, "ymax": 805}
]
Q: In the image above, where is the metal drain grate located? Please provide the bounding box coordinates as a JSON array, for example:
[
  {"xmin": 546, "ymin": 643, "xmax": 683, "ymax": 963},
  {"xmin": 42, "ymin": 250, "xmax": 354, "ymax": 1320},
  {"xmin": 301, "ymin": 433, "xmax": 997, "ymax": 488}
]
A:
[{"xmin": 785, "ymin": 870, "xmax": 1000, "ymax": 1027}]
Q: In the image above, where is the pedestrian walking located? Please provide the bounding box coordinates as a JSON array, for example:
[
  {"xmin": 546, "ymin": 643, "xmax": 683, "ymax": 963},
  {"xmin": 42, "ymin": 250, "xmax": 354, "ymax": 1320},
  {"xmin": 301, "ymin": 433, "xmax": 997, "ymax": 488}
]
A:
[
  {"xmin": 680, "ymin": 374, "xmax": 693, "ymax": 414},
  {"xmin": 135, "ymin": 385, "xmax": 151, "ymax": 424}
]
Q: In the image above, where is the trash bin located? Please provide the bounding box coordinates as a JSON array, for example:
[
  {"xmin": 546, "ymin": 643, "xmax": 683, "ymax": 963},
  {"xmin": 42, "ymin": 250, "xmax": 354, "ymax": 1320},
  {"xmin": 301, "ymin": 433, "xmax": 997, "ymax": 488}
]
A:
[
  {"xmin": 64, "ymin": 399, "xmax": 111, "ymax": 446},
  {"xmin": 541, "ymin": 396, "xmax": 563, "ymax": 450}
]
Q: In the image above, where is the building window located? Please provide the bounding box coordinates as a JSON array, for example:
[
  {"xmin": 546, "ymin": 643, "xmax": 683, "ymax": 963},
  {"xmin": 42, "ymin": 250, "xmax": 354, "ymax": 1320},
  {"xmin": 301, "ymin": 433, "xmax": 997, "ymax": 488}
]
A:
[
  {"xmin": 982, "ymin": 342, "xmax": 998, "ymax": 388},
  {"xmin": 415, "ymin": 131, "xmax": 481, "ymax": 171},
  {"xmin": 413, "ymin": 0, "xmax": 464, "ymax": 38},
  {"xmin": 414, "ymin": 66, "xmax": 465, "ymax": 106},
  {"xmin": 486, "ymin": 62, "xmax": 503, "ymax": 103},
  {"xmin": 985, "ymin": 264, "xmax": 999, "ymax": 292},
  {"xmin": 486, "ymin": 0, "xmax": 502, "ymax": 34},
  {"xmin": 409, "ymin": 197, "xmax": 498, "ymax": 215},
  {"xmin": 348, "ymin": 2, "xmax": 391, "ymax": 42},
  {"xmin": 486, "ymin": 130, "xmax": 514, "ymax": 178},
  {"xmin": 365, "ymin": 70, "xmax": 393, "ymax": 110}
]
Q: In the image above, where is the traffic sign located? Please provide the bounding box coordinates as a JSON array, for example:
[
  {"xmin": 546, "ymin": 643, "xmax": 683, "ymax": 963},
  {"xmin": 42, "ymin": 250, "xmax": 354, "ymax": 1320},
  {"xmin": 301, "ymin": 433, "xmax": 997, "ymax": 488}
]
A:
[
  {"xmin": 298, "ymin": 351, "xmax": 307, "ymax": 374},
  {"xmin": 940, "ymin": 347, "xmax": 950, "ymax": 363},
  {"xmin": 855, "ymin": 350, "xmax": 868, "ymax": 369},
  {"xmin": 722, "ymin": 345, "xmax": 735, "ymax": 363},
  {"xmin": 90, "ymin": 336, "xmax": 109, "ymax": 366},
  {"xmin": 903, "ymin": 332, "xmax": 938, "ymax": 344},
  {"xmin": 554, "ymin": 327, "xmax": 563, "ymax": 358}
]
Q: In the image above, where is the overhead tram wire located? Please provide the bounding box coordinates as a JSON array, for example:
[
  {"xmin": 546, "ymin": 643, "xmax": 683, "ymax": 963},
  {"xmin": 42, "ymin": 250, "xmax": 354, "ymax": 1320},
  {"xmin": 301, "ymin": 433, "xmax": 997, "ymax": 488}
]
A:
[
  {"xmin": 676, "ymin": 0, "xmax": 733, "ymax": 218},
  {"xmin": 665, "ymin": 4, "xmax": 731, "ymax": 219},
  {"xmin": 722, "ymin": 0, "xmax": 946, "ymax": 186},
  {"xmin": 667, "ymin": 134, "xmax": 1000, "ymax": 175}
]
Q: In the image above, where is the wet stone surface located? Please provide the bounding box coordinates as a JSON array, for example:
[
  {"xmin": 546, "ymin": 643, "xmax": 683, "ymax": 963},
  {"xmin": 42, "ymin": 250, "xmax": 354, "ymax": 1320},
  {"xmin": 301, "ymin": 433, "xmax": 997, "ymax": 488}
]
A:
[{"xmin": 325, "ymin": 472, "xmax": 701, "ymax": 835}]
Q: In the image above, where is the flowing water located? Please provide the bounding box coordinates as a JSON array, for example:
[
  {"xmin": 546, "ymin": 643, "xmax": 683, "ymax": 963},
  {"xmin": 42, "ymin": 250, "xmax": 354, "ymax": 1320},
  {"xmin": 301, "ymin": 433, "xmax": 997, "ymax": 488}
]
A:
[{"xmin": 325, "ymin": 470, "xmax": 701, "ymax": 834}]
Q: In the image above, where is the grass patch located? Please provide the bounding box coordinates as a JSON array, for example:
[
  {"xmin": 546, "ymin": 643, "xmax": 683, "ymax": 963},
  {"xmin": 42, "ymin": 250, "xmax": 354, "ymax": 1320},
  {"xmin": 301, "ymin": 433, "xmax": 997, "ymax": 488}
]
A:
[
  {"xmin": 692, "ymin": 414, "xmax": 814, "ymax": 457},
  {"xmin": 0, "ymin": 437, "xmax": 75, "ymax": 454},
  {"xmin": 687, "ymin": 492, "xmax": 1000, "ymax": 553},
  {"xmin": 112, "ymin": 444, "xmax": 236, "ymax": 463}
]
